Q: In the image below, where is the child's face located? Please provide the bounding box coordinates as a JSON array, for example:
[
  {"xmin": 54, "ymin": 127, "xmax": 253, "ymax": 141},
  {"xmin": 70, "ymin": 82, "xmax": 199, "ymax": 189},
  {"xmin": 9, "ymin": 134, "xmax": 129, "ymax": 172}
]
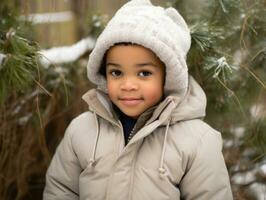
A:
[{"xmin": 106, "ymin": 44, "xmax": 165, "ymax": 118}]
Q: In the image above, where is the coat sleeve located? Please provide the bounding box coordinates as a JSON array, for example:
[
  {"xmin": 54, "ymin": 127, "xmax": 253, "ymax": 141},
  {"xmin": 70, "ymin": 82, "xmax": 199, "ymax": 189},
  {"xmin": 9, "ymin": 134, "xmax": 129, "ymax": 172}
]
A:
[
  {"xmin": 179, "ymin": 129, "xmax": 233, "ymax": 200},
  {"xmin": 43, "ymin": 120, "xmax": 81, "ymax": 200}
]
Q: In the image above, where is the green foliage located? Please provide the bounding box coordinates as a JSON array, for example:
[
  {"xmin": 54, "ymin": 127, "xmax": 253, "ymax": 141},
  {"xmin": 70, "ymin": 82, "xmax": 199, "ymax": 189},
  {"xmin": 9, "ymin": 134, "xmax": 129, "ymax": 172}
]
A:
[
  {"xmin": 0, "ymin": 31, "xmax": 39, "ymax": 103},
  {"xmin": 87, "ymin": 13, "xmax": 108, "ymax": 37},
  {"xmin": 0, "ymin": 1, "xmax": 34, "ymax": 39},
  {"xmin": 167, "ymin": 1, "xmax": 266, "ymax": 198},
  {"xmin": 0, "ymin": 1, "xmax": 39, "ymax": 104},
  {"xmin": 169, "ymin": 0, "xmax": 266, "ymax": 126}
]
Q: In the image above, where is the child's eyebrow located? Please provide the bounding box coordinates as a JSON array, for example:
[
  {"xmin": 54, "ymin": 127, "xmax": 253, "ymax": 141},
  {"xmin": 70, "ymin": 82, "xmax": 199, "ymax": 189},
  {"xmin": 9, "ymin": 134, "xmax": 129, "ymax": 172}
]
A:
[
  {"xmin": 106, "ymin": 62, "xmax": 121, "ymax": 67},
  {"xmin": 135, "ymin": 62, "xmax": 157, "ymax": 67},
  {"xmin": 106, "ymin": 62, "xmax": 157, "ymax": 67}
]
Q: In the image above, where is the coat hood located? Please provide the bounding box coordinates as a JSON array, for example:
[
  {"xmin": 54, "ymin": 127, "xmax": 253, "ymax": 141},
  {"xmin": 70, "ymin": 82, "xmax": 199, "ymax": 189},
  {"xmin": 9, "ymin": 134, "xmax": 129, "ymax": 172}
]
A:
[{"xmin": 170, "ymin": 76, "xmax": 206, "ymax": 123}]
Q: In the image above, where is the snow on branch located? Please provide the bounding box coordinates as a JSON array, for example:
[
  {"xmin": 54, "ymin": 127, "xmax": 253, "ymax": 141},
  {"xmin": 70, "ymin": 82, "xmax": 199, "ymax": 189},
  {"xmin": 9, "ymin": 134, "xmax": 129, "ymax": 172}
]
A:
[
  {"xmin": 231, "ymin": 162, "xmax": 266, "ymax": 200},
  {"xmin": 0, "ymin": 53, "xmax": 7, "ymax": 66},
  {"xmin": 39, "ymin": 36, "xmax": 96, "ymax": 68},
  {"xmin": 0, "ymin": 37, "xmax": 96, "ymax": 68}
]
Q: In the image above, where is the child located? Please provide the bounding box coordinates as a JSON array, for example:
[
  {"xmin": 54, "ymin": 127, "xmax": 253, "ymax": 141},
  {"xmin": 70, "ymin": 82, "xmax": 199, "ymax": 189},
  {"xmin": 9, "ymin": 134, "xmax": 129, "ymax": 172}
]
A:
[{"xmin": 43, "ymin": 0, "xmax": 233, "ymax": 199}]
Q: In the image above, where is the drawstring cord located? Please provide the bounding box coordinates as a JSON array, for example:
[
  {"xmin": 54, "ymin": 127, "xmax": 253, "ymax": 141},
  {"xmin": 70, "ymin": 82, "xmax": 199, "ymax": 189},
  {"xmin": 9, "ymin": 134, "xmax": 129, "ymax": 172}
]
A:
[
  {"xmin": 89, "ymin": 111, "xmax": 100, "ymax": 167},
  {"xmin": 158, "ymin": 98, "xmax": 177, "ymax": 178},
  {"xmin": 158, "ymin": 119, "xmax": 170, "ymax": 178}
]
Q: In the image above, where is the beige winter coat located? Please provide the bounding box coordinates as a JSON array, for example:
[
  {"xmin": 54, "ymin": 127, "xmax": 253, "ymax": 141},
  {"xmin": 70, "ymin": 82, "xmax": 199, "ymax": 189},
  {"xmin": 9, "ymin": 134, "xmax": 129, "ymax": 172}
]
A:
[{"xmin": 43, "ymin": 77, "xmax": 233, "ymax": 200}]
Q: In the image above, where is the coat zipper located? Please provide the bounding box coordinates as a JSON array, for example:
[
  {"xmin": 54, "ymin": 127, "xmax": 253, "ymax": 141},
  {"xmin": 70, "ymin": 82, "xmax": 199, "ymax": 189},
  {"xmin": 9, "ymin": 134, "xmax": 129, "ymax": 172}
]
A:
[{"xmin": 127, "ymin": 125, "xmax": 137, "ymax": 144}]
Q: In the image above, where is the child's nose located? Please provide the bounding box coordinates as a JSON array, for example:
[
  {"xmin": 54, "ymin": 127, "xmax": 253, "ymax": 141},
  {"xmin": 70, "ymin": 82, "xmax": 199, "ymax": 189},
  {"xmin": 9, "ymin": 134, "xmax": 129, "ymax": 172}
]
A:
[{"xmin": 120, "ymin": 77, "xmax": 139, "ymax": 91}]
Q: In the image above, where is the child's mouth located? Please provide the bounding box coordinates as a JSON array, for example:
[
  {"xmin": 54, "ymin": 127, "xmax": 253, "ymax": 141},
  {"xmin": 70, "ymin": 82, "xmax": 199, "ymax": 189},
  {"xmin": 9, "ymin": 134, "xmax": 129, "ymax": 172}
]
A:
[{"xmin": 119, "ymin": 98, "xmax": 143, "ymax": 106}]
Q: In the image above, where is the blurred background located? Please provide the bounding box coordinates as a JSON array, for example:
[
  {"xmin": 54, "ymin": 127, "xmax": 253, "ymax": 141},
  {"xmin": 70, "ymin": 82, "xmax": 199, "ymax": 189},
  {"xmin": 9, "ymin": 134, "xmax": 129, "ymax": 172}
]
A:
[{"xmin": 0, "ymin": 0, "xmax": 265, "ymax": 199}]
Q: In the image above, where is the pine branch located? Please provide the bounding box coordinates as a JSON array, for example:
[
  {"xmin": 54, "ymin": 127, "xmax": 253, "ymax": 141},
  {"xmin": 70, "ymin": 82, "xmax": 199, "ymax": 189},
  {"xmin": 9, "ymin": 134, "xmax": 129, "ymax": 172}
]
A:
[
  {"xmin": 0, "ymin": 29, "xmax": 40, "ymax": 103},
  {"xmin": 190, "ymin": 22, "xmax": 213, "ymax": 52}
]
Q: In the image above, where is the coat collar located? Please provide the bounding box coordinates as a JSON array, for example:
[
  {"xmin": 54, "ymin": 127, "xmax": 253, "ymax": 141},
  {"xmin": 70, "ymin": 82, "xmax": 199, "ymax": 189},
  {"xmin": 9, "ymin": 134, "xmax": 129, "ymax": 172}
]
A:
[{"xmin": 82, "ymin": 88, "xmax": 177, "ymax": 127}]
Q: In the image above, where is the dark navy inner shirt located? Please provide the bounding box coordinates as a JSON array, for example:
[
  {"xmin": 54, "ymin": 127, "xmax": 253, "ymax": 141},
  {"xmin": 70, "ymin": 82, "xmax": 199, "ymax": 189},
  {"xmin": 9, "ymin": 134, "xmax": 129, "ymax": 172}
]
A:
[{"xmin": 119, "ymin": 111, "xmax": 137, "ymax": 145}]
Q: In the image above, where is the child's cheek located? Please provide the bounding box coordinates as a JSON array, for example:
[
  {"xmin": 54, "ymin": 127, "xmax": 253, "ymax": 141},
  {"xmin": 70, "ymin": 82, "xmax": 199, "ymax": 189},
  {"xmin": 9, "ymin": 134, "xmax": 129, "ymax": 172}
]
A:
[{"xmin": 107, "ymin": 81, "xmax": 117, "ymax": 100}]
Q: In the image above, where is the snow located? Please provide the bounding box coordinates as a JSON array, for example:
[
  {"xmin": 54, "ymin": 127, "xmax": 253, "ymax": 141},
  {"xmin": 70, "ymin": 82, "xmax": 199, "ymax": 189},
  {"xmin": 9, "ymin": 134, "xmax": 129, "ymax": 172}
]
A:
[
  {"xmin": 230, "ymin": 126, "xmax": 245, "ymax": 138},
  {"xmin": 39, "ymin": 37, "xmax": 95, "ymax": 68},
  {"xmin": 232, "ymin": 160, "xmax": 266, "ymax": 185},
  {"xmin": 11, "ymin": 90, "xmax": 41, "ymax": 116},
  {"xmin": 20, "ymin": 11, "xmax": 74, "ymax": 24},
  {"xmin": 233, "ymin": 50, "xmax": 247, "ymax": 65},
  {"xmin": 0, "ymin": 37, "xmax": 95, "ymax": 68},
  {"xmin": 232, "ymin": 160, "xmax": 266, "ymax": 199},
  {"xmin": 259, "ymin": 163, "xmax": 266, "ymax": 176},
  {"xmin": 232, "ymin": 169, "xmax": 256, "ymax": 185},
  {"xmin": 0, "ymin": 53, "xmax": 6, "ymax": 67},
  {"xmin": 250, "ymin": 103, "xmax": 266, "ymax": 121},
  {"xmin": 242, "ymin": 148, "xmax": 257, "ymax": 157},
  {"xmin": 18, "ymin": 113, "xmax": 33, "ymax": 125},
  {"xmin": 213, "ymin": 56, "xmax": 238, "ymax": 78},
  {"xmin": 223, "ymin": 139, "xmax": 234, "ymax": 148},
  {"xmin": 223, "ymin": 126, "xmax": 246, "ymax": 148},
  {"xmin": 250, "ymin": 183, "xmax": 266, "ymax": 200}
]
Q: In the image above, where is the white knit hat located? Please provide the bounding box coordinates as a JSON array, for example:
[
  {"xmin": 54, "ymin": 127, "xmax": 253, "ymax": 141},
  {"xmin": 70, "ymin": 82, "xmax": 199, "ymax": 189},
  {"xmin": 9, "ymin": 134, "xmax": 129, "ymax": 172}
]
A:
[{"xmin": 87, "ymin": 0, "xmax": 191, "ymax": 97}]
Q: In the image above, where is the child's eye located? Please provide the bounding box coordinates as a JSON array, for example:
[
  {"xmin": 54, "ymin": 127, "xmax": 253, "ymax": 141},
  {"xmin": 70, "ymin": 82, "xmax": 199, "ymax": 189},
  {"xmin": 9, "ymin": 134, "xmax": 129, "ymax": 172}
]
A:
[
  {"xmin": 138, "ymin": 71, "xmax": 152, "ymax": 77},
  {"xmin": 109, "ymin": 70, "xmax": 122, "ymax": 77}
]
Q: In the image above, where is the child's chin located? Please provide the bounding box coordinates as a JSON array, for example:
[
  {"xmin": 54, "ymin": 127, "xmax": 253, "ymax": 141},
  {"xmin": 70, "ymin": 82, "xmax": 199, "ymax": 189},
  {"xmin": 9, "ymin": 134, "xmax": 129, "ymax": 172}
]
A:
[{"xmin": 122, "ymin": 110, "xmax": 140, "ymax": 119}]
